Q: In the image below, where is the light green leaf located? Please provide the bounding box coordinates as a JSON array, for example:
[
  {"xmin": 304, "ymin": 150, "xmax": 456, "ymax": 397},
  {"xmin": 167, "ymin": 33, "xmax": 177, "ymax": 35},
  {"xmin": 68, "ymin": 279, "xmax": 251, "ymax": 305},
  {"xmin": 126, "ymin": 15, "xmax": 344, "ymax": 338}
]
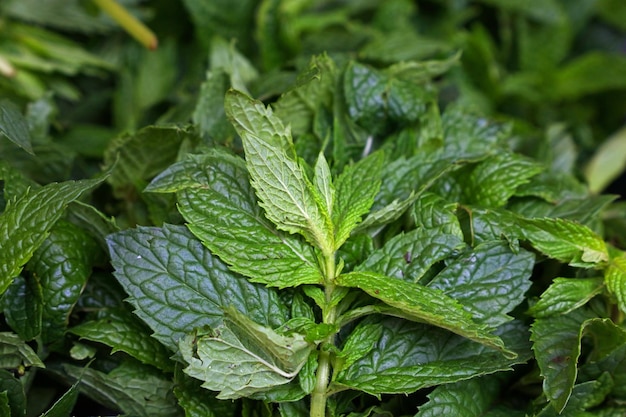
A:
[
  {"xmin": 414, "ymin": 375, "xmax": 502, "ymax": 417},
  {"xmin": 605, "ymin": 254, "xmax": 626, "ymax": 314},
  {"xmin": 0, "ymin": 176, "xmax": 105, "ymax": 295},
  {"xmin": 530, "ymin": 309, "xmax": 595, "ymax": 412},
  {"xmin": 0, "ymin": 99, "xmax": 33, "ymax": 155},
  {"xmin": 332, "ymin": 151, "xmax": 383, "ymax": 247},
  {"xmin": 70, "ymin": 308, "xmax": 175, "ymax": 372},
  {"xmin": 313, "ymin": 152, "xmax": 334, "ymax": 224},
  {"xmin": 60, "ymin": 360, "xmax": 182, "ymax": 417},
  {"xmin": 107, "ymin": 224, "xmax": 288, "ymax": 351},
  {"xmin": 528, "ymin": 277, "xmax": 605, "ymax": 318},
  {"xmin": 335, "ymin": 318, "xmax": 531, "ymax": 395},
  {"xmin": 225, "ymin": 90, "xmax": 334, "ymax": 254},
  {"xmin": 355, "ymin": 227, "xmax": 466, "ymax": 283},
  {"xmin": 585, "ymin": 126, "xmax": 626, "ymax": 193},
  {"xmin": 209, "ymin": 36, "xmax": 259, "ymax": 93},
  {"xmin": 146, "ymin": 150, "xmax": 323, "ymax": 288},
  {"xmin": 180, "ymin": 309, "xmax": 313, "ymax": 400},
  {"xmin": 552, "ymin": 52, "xmax": 626, "ymax": 100},
  {"xmin": 0, "ymin": 332, "xmax": 44, "ymax": 369},
  {"xmin": 520, "ymin": 218, "xmax": 608, "ymax": 267},
  {"xmin": 336, "ymin": 271, "xmax": 513, "ymax": 357},
  {"xmin": 429, "ymin": 242, "xmax": 535, "ymax": 327},
  {"xmin": 460, "ymin": 153, "xmax": 543, "ymax": 207},
  {"xmin": 29, "ymin": 220, "xmax": 99, "ymax": 343}
]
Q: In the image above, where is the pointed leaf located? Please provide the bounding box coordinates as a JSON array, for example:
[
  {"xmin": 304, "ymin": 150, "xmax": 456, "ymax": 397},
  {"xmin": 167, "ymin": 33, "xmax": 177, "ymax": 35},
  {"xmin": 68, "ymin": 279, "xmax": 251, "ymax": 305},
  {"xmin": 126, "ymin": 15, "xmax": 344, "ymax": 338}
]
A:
[
  {"xmin": 333, "ymin": 151, "xmax": 383, "ymax": 248},
  {"xmin": 107, "ymin": 224, "xmax": 288, "ymax": 351},
  {"xmin": 0, "ymin": 332, "xmax": 44, "ymax": 369},
  {"xmin": 336, "ymin": 271, "xmax": 513, "ymax": 357},
  {"xmin": 412, "ymin": 192, "xmax": 462, "ymax": 237},
  {"xmin": 521, "ymin": 218, "xmax": 608, "ymax": 267},
  {"xmin": 1, "ymin": 276, "xmax": 42, "ymax": 341},
  {"xmin": 0, "ymin": 99, "xmax": 33, "ymax": 155},
  {"xmin": 0, "ymin": 176, "xmax": 104, "ymax": 294},
  {"xmin": 40, "ymin": 380, "xmax": 80, "ymax": 417},
  {"xmin": 335, "ymin": 318, "xmax": 531, "ymax": 395},
  {"xmin": 313, "ymin": 152, "xmax": 334, "ymax": 222},
  {"xmin": 528, "ymin": 277, "xmax": 604, "ymax": 318},
  {"xmin": 356, "ymin": 227, "xmax": 465, "ymax": 283},
  {"xmin": 180, "ymin": 310, "xmax": 312, "ymax": 400},
  {"xmin": 0, "ymin": 370, "xmax": 26, "ymax": 417},
  {"xmin": 429, "ymin": 242, "xmax": 535, "ymax": 327},
  {"xmin": 225, "ymin": 90, "xmax": 334, "ymax": 254},
  {"xmin": 70, "ymin": 309, "xmax": 175, "ymax": 372},
  {"xmin": 174, "ymin": 368, "xmax": 237, "ymax": 417},
  {"xmin": 146, "ymin": 150, "xmax": 323, "ymax": 288}
]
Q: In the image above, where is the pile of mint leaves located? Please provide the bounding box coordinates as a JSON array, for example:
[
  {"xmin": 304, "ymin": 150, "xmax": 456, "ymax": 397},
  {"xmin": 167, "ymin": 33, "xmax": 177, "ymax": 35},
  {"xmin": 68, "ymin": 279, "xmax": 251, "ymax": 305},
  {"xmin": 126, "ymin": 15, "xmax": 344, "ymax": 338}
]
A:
[{"xmin": 2, "ymin": 0, "xmax": 626, "ymax": 416}]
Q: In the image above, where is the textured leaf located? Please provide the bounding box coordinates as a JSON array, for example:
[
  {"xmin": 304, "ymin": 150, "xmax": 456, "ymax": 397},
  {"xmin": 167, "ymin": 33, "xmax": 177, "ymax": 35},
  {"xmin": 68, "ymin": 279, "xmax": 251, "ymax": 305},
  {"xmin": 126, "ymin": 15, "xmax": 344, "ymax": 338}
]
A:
[
  {"xmin": 520, "ymin": 218, "xmax": 608, "ymax": 267},
  {"xmin": 180, "ymin": 309, "xmax": 313, "ymax": 399},
  {"xmin": 356, "ymin": 227, "xmax": 466, "ymax": 283},
  {"xmin": 0, "ymin": 176, "xmax": 104, "ymax": 295},
  {"xmin": 335, "ymin": 318, "xmax": 531, "ymax": 395},
  {"xmin": 174, "ymin": 368, "xmax": 237, "ymax": 417},
  {"xmin": 70, "ymin": 308, "xmax": 174, "ymax": 372},
  {"xmin": 337, "ymin": 322, "xmax": 383, "ymax": 371},
  {"xmin": 333, "ymin": 151, "xmax": 383, "ymax": 248},
  {"xmin": 535, "ymin": 373, "xmax": 613, "ymax": 417},
  {"xmin": 0, "ymin": 99, "xmax": 33, "ymax": 155},
  {"xmin": 528, "ymin": 277, "xmax": 604, "ymax": 318},
  {"xmin": 336, "ymin": 271, "xmax": 513, "ymax": 357},
  {"xmin": 225, "ymin": 90, "xmax": 334, "ymax": 254},
  {"xmin": 428, "ymin": 242, "xmax": 535, "ymax": 327},
  {"xmin": 460, "ymin": 153, "xmax": 543, "ymax": 207},
  {"xmin": 1, "ymin": 276, "xmax": 42, "ymax": 341},
  {"xmin": 463, "ymin": 207, "xmax": 522, "ymax": 246},
  {"xmin": 530, "ymin": 309, "xmax": 595, "ymax": 412},
  {"xmin": 60, "ymin": 361, "xmax": 182, "ymax": 417},
  {"xmin": 0, "ymin": 332, "xmax": 44, "ymax": 369},
  {"xmin": 313, "ymin": 152, "xmax": 334, "ymax": 229},
  {"xmin": 412, "ymin": 192, "xmax": 462, "ymax": 237},
  {"xmin": 0, "ymin": 370, "xmax": 26, "ymax": 417},
  {"xmin": 146, "ymin": 150, "xmax": 323, "ymax": 288},
  {"xmin": 107, "ymin": 224, "xmax": 288, "ymax": 351},
  {"xmin": 605, "ymin": 254, "xmax": 626, "ymax": 314},
  {"xmin": 510, "ymin": 195, "xmax": 615, "ymax": 226},
  {"xmin": 29, "ymin": 221, "xmax": 99, "ymax": 343},
  {"xmin": 193, "ymin": 70, "xmax": 235, "ymax": 140},
  {"xmin": 414, "ymin": 375, "xmax": 502, "ymax": 417}
]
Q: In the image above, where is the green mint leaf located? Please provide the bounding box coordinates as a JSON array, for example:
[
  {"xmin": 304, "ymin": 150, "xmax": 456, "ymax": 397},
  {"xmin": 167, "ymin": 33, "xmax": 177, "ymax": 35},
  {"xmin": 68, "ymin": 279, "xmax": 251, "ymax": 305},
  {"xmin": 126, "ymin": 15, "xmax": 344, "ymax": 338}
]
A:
[
  {"xmin": 59, "ymin": 361, "xmax": 181, "ymax": 417},
  {"xmin": 103, "ymin": 125, "xmax": 193, "ymax": 195},
  {"xmin": 1, "ymin": 276, "xmax": 42, "ymax": 341},
  {"xmin": 335, "ymin": 318, "xmax": 530, "ymax": 395},
  {"xmin": 414, "ymin": 375, "xmax": 502, "ymax": 417},
  {"xmin": 429, "ymin": 242, "xmax": 535, "ymax": 327},
  {"xmin": 147, "ymin": 150, "xmax": 324, "ymax": 288},
  {"xmin": 464, "ymin": 207, "xmax": 523, "ymax": 246},
  {"xmin": 0, "ymin": 370, "xmax": 26, "ymax": 417},
  {"xmin": 510, "ymin": 195, "xmax": 616, "ymax": 226},
  {"xmin": 107, "ymin": 224, "xmax": 288, "ymax": 351},
  {"xmin": 336, "ymin": 271, "xmax": 513, "ymax": 357},
  {"xmin": 174, "ymin": 368, "xmax": 237, "ymax": 417},
  {"xmin": 225, "ymin": 89, "xmax": 334, "ymax": 254},
  {"xmin": 337, "ymin": 321, "xmax": 383, "ymax": 371},
  {"xmin": 355, "ymin": 227, "xmax": 465, "ymax": 283},
  {"xmin": 460, "ymin": 153, "xmax": 543, "ymax": 207},
  {"xmin": 29, "ymin": 221, "xmax": 99, "ymax": 343},
  {"xmin": 0, "ymin": 176, "xmax": 105, "ymax": 294},
  {"xmin": 0, "ymin": 99, "xmax": 34, "ymax": 155},
  {"xmin": 333, "ymin": 151, "xmax": 383, "ymax": 248},
  {"xmin": 193, "ymin": 70, "xmax": 235, "ymax": 140},
  {"xmin": 535, "ymin": 373, "xmax": 614, "ymax": 417},
  {"xmin": 313, "ymin": 152, "xmax": 334, "ymax": 226},
  {"xmin": 298, "ymin": 353, "xmax": 318, "ymax": 394},
  {"xmin": 528, "ymin": 277, "xmax": 605, "ymax": 318},
  {"xmin": 520, "ymin": 218, "xmax": 608, "ymax": 267},
  {"xmin": 412, "ymin": 192, "xmax": 462, "ymax": 237},
  {"xmin": 605, "ymin": 253, "xmax": 626, "ymax": 314},
  {"xmin": 70, "ymin": 308, "xmax": 175, "ymax": 372},
  {"xmin": 209, "ymin": 36, "xmax": 258, "ymax": 93},
  {"xmin": 180, "ymin": 309, "xmax": 313, "ymax": 400},
  {"xmin": 585, "ymin": 125, "xmax": 626, "ymax": 193},
  {"xmin": 530, "ymin": 309, "xmax": 596, "ymax": 412},
  {"xmin": 40, "ymin": 380, "xmax": 80, "ymax": 417},
  {"xmin": 0, "ymin": 332, "xmax": 44, "ymax": 369}
]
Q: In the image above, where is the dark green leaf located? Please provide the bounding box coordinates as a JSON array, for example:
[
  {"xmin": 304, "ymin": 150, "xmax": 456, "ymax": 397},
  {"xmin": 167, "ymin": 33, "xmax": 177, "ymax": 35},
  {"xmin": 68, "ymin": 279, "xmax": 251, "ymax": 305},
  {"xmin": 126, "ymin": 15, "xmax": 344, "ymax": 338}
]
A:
[
  {"xmin": 429, "ymin": 242, "xmax": 535, "ymax": 327},
  {"xmin": 553, "ymin": 53, "xmax": 626, "ymax": 99},
  {"xmin": 70, "ymin": 308, "xmax": 174, "ymax": 372},
  {"xmin": 40, "ymin": 381, "xmax": 80, "ymax": 417},
  {"xmin": 605, "ymin": 253, "xmax": 626, "ymax": 314},
  {"xmin": 336, "ymin": 271, "xmax": 513, "ymax": 356},
  {"xmin": 107, "ymin": 224, "xmax": 288, "ymax": 351},
  {"xmin": 193, "ymin": 70, "xmax": 234, "ymax": 141},
  {"xmin": 174, "ymin": 367, "xmax": 237, "ymax": 417},
  {"xmin": 0, "ymin": 99, "xmax": 33, "ymax": 155},
  {"xmin": 412, "ymin": 192, "xmax": 462, "ymax": 237},
  {"xmin": 0, "ymin": 369, "xmax": 26, "ymax": 417},
  {"xmin": 0, "ymin": 332, "xmax": 44, "ymax": 369},
  {"xmin": 147, "ymin": 150, "xmax": 324, "ymax": 288},
  {"xmin": 1, "ymin": 276, "xmax": 42, "ymax": 341},
  {"xmin": 0, "ymin": 176, "xmax": 104, "ymax": 294},
  {"xmin": 535, "ymin": 373, "xmax": 613, "ymax": 417}
]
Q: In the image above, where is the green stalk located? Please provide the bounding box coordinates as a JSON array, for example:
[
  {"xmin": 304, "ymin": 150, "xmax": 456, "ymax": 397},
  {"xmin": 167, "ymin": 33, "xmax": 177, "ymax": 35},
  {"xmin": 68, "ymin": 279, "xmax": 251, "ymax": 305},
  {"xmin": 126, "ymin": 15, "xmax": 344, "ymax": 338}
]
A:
[
  {"xmin": 311, "ymin": 253, "xmax": 338, "ymax": 417},
  {"xmin": 92, "ymin": 0, "xmax": 158, "ymax": 50}
]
